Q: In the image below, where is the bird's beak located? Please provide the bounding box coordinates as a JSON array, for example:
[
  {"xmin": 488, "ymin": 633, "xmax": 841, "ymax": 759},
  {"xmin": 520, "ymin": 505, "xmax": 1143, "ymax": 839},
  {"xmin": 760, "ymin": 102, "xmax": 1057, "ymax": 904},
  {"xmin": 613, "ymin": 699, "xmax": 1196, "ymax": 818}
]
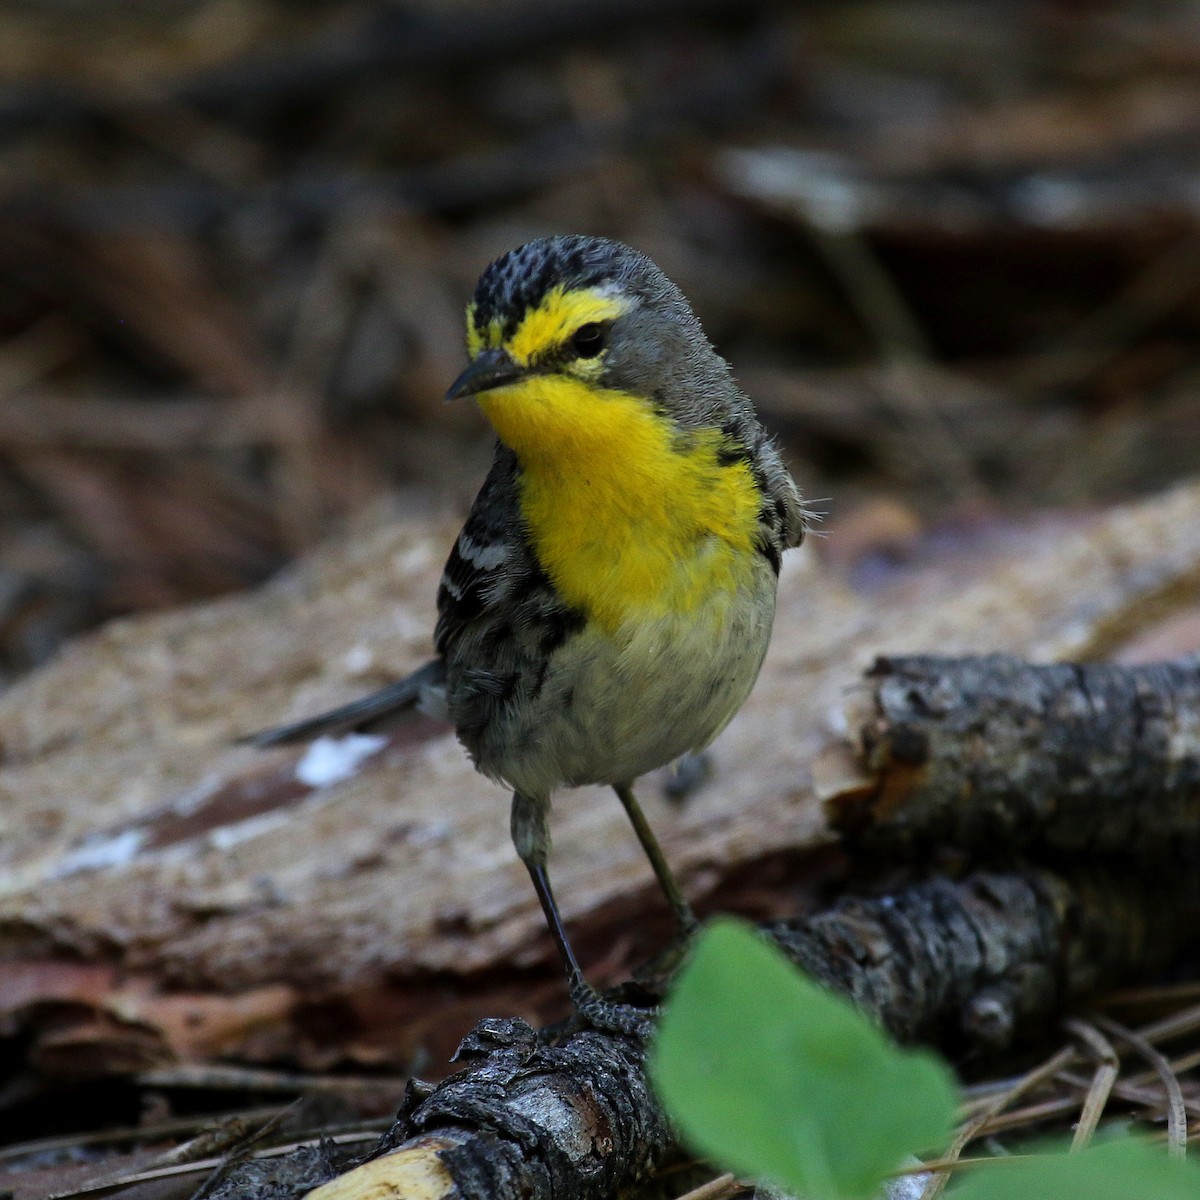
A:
[{"xmin": 444, "ymin": 348, "xmax": 524, "ymax": 402}]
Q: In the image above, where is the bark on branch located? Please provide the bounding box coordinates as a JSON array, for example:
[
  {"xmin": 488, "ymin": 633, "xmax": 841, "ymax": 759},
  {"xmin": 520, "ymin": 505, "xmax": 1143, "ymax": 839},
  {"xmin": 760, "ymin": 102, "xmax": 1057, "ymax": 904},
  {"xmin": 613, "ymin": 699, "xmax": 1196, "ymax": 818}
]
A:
[
  {"xmin": 211, "ymin": 857, "xmax": 1200, "ymax": 1200},
  {"xmin": 824, "ymin": 654, "xmax": 1200, "ymax": 857}
]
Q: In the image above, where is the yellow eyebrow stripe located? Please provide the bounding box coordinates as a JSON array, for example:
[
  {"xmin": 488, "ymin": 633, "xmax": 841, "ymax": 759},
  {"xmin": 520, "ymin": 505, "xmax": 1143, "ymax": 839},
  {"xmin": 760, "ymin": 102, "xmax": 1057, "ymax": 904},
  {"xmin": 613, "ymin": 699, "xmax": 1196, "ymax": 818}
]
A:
[
  {"xmin": 468, "ymin": 285, "xmax": 631, "ymax": 365},
  {"xmin": 465, "ymin": 302, "xmax": 486, "ymax": 357}
]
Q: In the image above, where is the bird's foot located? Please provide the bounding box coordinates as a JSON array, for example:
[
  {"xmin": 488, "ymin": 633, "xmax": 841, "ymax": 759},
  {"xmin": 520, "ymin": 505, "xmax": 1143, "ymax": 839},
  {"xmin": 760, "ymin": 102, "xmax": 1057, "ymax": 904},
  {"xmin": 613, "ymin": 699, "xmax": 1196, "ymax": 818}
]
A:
[{"xmin": 570, "ymin": 982, "xmax": 658, "ymax": 1039}]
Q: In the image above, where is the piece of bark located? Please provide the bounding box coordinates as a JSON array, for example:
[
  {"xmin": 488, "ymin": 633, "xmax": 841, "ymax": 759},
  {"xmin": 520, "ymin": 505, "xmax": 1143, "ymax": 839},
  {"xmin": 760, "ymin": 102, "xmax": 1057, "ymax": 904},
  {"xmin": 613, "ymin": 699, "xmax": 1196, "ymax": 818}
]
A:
[
  {"xmin": 208, "ymin": 858, "xmax": 1200, "ymax": 1200},
  {"xmin": 1, "ymin": 484, "xmax": 1200, "ymax": 1067},
  {"xmin": 824, "ymin": 654, "xmax": 1200, "ymax": 856}
]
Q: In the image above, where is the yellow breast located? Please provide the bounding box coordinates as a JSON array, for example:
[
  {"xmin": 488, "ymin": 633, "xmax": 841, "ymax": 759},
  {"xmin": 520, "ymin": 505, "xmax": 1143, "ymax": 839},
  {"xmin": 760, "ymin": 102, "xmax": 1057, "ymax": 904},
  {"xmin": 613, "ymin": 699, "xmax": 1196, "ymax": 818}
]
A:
[{"xmin": 478, "ymin": 376, "xmax": 762, "ymax": 633}]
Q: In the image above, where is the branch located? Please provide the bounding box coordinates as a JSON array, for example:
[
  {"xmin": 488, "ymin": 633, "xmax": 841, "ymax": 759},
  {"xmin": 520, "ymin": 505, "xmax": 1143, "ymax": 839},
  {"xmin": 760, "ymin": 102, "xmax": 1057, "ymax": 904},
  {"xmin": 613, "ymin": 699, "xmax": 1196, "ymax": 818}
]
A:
[
  {"xmin": 823, "ymin": 654, "xmax": 1200, "ymax": 857},
  {"xmin": 207, "ymin": 859, "xmax": 1200, "ymax": 1200}
]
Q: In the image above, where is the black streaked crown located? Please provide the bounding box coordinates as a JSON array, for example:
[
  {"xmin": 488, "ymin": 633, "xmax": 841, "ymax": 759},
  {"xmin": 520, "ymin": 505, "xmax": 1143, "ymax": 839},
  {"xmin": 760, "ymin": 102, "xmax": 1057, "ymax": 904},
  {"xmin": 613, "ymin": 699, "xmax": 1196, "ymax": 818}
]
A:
[{"xmin": 470, "ymin": 236, "xmax": 627, "ymax": 340}]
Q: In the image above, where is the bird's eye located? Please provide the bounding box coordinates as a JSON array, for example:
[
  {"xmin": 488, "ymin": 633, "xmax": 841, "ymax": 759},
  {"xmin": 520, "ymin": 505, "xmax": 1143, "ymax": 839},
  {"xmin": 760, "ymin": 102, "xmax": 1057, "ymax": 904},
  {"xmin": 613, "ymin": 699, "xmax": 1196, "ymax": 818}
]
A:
[{"xmin": 571, "ymin": 323, "xmax": 606, "ymax": 358}]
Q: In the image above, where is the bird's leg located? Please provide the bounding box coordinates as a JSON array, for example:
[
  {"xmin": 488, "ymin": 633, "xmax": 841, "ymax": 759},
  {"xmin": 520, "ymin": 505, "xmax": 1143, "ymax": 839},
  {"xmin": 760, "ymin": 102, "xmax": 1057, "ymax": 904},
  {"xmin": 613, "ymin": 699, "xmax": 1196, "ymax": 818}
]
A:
[
  {"xmin": 510, "ymin": 791, "xmax": 653, "ymax": 1037},
  {"xmin": 613, "ymin": 782, "xmax": 698, "ymax": 935},
  {"xmin": 510, "ymin": 791, "xmax": 585, "ymax": 988}
]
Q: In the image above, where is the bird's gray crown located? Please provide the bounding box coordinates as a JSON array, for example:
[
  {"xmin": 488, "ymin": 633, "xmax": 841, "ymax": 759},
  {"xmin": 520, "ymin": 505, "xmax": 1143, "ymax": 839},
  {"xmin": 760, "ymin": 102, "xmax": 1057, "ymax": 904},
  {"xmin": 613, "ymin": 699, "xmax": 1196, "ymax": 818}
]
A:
[{"xmin": 470, "ymin": 235, "xmax": 662, "ymax": 338}]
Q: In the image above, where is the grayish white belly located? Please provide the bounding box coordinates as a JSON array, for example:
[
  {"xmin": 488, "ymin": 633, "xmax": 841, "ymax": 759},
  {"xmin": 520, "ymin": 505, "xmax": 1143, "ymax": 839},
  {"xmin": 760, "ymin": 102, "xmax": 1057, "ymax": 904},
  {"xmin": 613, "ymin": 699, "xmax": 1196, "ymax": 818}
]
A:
[{"xmin": 469, "ymin": 559, "xmax": 778, "ymax": 798}]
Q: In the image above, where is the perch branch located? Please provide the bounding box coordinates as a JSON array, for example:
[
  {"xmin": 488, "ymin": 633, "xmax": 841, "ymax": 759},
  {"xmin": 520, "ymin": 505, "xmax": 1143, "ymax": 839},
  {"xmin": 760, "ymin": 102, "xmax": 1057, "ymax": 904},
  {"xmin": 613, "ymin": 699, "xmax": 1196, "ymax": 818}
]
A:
[{"xmin": 205, "ymin": 858, "xmax": 1200, "ymax": 1200}]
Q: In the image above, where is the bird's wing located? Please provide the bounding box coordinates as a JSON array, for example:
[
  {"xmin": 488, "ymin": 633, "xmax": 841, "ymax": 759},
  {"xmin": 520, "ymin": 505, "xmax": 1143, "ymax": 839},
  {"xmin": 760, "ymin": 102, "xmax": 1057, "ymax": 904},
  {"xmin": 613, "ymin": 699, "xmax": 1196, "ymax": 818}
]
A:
[{"xmin": 433, "ymin": 444, "xmax": 560, "ymax": 658}]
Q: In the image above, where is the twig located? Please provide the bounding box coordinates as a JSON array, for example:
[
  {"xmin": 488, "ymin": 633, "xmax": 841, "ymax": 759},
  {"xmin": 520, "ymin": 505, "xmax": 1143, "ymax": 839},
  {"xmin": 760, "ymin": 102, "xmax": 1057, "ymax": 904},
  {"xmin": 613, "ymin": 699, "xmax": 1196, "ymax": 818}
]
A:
[
  {"xmin": 1062, "ymin": 1019, "xmax": 1119, "ymax": 1151},
  {"xmin": 916, "ymin": 1045, "xmax": 1076, "ymax": 1200},
  {"xmin": 1056, "ymin": 1073, "xmax": 1200, "ymax": 1123},
  {"xmin": 39, "ymin": 1131, "xmax": 373, "ymax": 1200},
  {"xmin": 1130, "ymin": 1002, "xmax": 1200, "ymax": 1046},
  {"xmin": 281, "ymin": 851, "xmax": 1200, "ymax": 1200},
  {"xmin": 191, "ymin": 1101, "xmax": 305, "ymax": 1200},
  {"xmin": 1094, "ymin": 1016, "xmax": 1189, "ymax": 1160},
  {"xmin": 1102, "ymin": 982, "xmax": 1200, "ymax": 1012},
  {"xmin": 0, "ymin": 1107, "xmax": 283, "ymax": 1165},
  {"xmin": 673, "ymin": 1172, "xmax": 743, "ymax": 1200},
  {"xmin": 972, "ymin": 1094, "xmax": 1081, "ymax": 1137},
  {"xmin": 136, "ymin": 1062, "xmax": 406, "ymax": 1099}
]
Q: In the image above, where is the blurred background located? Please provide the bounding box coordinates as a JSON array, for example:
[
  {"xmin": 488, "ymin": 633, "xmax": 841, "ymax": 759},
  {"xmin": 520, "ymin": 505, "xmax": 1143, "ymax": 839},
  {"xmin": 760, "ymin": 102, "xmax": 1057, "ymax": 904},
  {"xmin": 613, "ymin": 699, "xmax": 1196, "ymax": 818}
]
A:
[{"xmin": 3, "ymin": 0, "xmax": 1200, "ymax": 678}]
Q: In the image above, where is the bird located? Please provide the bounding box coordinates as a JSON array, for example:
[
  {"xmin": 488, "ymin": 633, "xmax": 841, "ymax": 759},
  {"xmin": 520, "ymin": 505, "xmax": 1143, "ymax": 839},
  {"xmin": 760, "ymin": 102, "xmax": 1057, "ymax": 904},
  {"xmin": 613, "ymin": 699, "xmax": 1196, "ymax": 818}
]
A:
[{"xmin": 247, "ymin": 235, "xmax": 807, "ymax": 1033}]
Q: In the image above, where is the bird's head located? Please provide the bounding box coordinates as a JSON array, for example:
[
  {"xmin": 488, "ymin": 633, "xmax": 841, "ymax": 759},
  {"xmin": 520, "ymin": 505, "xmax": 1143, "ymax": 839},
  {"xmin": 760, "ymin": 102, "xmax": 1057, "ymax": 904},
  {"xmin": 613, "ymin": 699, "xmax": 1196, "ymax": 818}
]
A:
[{"xmin": 446, "ymin": 236, "xmax": 733, "ymax": 456}]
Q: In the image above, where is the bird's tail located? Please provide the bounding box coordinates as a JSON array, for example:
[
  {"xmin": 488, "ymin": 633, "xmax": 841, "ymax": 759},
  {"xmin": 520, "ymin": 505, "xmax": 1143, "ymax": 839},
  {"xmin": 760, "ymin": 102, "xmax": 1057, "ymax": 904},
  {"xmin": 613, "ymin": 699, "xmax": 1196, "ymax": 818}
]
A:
[{"xmin": 240, "ymin": 658, "xmax": 447, "ymax": 747}]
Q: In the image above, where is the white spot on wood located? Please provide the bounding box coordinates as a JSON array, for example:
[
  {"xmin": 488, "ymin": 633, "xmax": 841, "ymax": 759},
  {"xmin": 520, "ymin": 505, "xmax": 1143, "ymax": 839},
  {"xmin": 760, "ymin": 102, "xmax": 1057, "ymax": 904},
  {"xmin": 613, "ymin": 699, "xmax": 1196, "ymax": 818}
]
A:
[
  {"xmin": 55, "ymin": 828, "xmax": 146, "ymax": 877},
  {"xmin": 208, "ymin": 810, "xmax": 290, "ymax": 850},
  {"xmin": 168, "ymin": 773, "xmax": 221, "ymax": 817},
  {"xmin": 295, "ymin": 734, "xmax": 388, "ymax": 789},
  {"xmin": 408, "ymin": 821, "xmax": 452, "ymax": 847},
  {"xmin": 343, "ymin": 643, "xmax": 374, "ymax": 674},
  {"xmin": 510, "ymin": 1084, "xmax": 592, "ymax": 1163}
]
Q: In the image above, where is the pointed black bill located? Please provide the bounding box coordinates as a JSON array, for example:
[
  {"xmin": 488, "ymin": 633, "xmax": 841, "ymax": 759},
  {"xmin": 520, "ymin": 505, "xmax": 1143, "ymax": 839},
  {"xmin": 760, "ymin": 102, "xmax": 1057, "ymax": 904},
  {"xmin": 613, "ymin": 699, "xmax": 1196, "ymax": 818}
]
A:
[{"xmin": 444, "ymin": 348, "xmax": 524, "ymax": 401}]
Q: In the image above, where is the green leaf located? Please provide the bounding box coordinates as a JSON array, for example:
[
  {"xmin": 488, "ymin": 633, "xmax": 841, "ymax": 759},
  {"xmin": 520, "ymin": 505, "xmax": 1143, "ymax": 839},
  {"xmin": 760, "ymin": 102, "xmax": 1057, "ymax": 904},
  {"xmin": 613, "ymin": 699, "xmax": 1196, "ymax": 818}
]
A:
[
  {"xmin": 948, "ymin": 1136, "xmax": 1200, "ymax": 1199},
  {"xmin": 650, "ymin": 918, "xmax": 957, "ymax": 1200}
]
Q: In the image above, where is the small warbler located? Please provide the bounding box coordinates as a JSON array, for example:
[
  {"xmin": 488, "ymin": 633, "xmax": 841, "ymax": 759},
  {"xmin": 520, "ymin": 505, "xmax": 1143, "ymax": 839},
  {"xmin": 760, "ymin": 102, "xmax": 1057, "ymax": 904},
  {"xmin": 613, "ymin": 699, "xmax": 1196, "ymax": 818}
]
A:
[{"xmin": 250, "ymin": 236, "xmax": 806, "ymax": 1032}]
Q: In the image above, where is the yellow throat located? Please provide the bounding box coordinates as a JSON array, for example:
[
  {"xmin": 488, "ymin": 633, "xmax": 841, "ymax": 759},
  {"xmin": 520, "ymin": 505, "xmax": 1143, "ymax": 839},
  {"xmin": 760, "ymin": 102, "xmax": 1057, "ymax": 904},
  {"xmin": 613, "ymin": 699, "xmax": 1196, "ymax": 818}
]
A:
[{"xmin": 477, "ymin": 376, "xmax": 762, "ymax": 633}]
